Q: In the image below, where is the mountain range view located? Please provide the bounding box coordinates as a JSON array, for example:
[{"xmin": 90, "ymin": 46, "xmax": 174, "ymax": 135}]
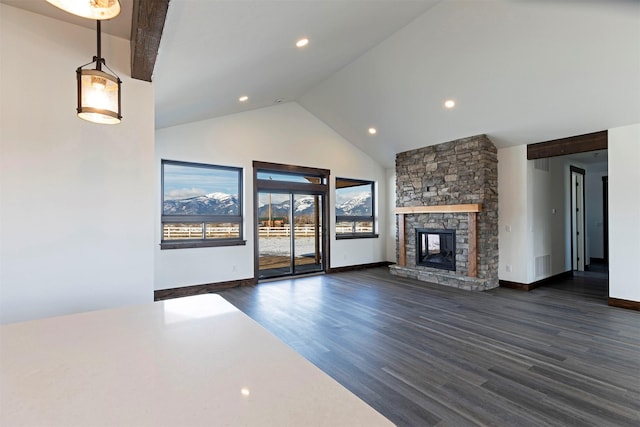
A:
[
  {"xmin": 163, "ymin": 192, "xmax": 239, "ymax": 215},
  {"xmin": 163, "ymin": 192, "xmax": 371, "ymax": 217}
]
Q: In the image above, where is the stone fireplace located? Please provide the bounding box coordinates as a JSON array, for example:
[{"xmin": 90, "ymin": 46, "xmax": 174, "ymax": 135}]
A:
[{"xmin": 390, "ymin": 135, "xmax": 498, "ymax": 291}]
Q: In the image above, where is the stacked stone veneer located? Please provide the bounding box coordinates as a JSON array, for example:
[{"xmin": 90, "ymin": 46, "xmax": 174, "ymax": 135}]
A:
[{"xmin": 389, "ymin": 135, "xmax": 499, "ymax": 291}]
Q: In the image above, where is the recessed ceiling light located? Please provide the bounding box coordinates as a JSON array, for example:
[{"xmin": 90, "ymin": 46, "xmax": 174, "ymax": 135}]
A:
[
  {"xmin": 444, "ymin": 99, "xmax": 456, "ymax": 109},
  {"xmin": 238, "ymin": 95, "xmax": 249, "ymax": 102},
  {"xmin": 368, "ymin": 127, "xmax": 377, "ymax": 135},
  {"xmin": 296, "ymin": 38, "xmax": 309, "ymax": 48}
]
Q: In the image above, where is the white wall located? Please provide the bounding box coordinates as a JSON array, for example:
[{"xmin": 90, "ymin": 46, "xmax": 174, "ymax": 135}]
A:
[
  {"xmin": 529, "ymin": 157, "xmax": 569, "ymax": 280},
  {"xmin": 155, "ymin": 102, "xmax": 387, "ymax": 291},
  {"xmin": 500, "ymin": 148, "xmax": 573, "ymax": 284},
  {"xmin": 551, "ymin": 158, "xmax": 570, "ymax": 275},
  {"xmin": 385, "ymin": 168, "xmax": 397, "ymax": 262},
  {"xmin": 608, "ymin": 124, "xmax": 640, "ymax": 302},
  {"xmin": 497, "ymin": 145, "xmax": 530, "ymax": 283},
  {"xmin": 0, "ymin": 6, "xmax": 155, "ymax": 324}
]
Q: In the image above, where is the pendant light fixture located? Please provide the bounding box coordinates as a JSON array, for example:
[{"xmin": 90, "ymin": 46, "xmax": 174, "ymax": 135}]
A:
[
  {"xmin": 77, "ymin": 20, "xmax": 122, "ymax": 124},
  {"xmin": 46, "ymin": 0, "xmax": 121, "ymax": 20}
]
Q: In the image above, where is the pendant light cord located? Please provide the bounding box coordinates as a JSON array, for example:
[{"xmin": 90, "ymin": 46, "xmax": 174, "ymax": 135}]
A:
[
  {"xmin": 96, "ymin": 20, "xmax": 102, "ymax": 71},
  {"xmin": 76, "ymin": 20, "xmax": 120, "ymax": 81}
]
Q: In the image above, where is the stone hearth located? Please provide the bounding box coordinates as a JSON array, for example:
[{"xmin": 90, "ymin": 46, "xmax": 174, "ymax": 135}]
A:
[{"xmin": 390, "ymin": 135, "xmax": 498, "ymax": 291}]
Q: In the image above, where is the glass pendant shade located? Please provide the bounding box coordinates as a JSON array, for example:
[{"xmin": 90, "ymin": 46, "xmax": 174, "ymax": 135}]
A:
[
  {"xmin": 46, "ymin": 0, "xmax": 121, "ymax": 20},
  {"xmin": 77, "ymin": 68, "xmax": 122, "ymax": 124}
]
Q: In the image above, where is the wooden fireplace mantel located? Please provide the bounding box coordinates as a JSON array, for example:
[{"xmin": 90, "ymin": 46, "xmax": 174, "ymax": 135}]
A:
[
  {"xmin": 395, "ymin": 203, "xmax": 482, "ymax": 214},
  {"xmin": 396, "ymin": 204, "xmax": 482, "ymax": 277}
]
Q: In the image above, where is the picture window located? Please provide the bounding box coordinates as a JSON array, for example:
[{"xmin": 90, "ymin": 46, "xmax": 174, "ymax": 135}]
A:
[
  {"xmin": 335, "ymin": 178, "xmax": 377, "ymax": 239},
  {"xmin": 161, "ymin": 160, "xmax": 244, "ymax": 249}
]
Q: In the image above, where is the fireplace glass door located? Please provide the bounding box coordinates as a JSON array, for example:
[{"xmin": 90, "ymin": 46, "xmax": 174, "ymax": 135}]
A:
[{"xmin": 416, "ymin": 228, "xmax": 456, "ymax": 271}]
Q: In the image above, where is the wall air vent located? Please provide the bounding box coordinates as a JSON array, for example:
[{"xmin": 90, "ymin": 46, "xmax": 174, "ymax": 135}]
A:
[{"xmin": 535, "ymin": 254, "xmax": 551, "ymax": 278}]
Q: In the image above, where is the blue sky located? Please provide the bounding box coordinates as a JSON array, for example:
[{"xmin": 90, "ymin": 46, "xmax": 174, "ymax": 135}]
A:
[
  {"xmin": 163, "ymin": 163, "xmax": 239, "ymax": 200},
  {"xmin": 256, "ymin": 172, "xmax": 316, "ymax": 183}
]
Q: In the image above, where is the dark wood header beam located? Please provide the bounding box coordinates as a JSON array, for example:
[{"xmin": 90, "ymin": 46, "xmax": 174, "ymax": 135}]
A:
[
  {"xmin": 131, "ymin": 0, "xmax": 169, "ymax": 82},
  {"xmin": 527, "ymin": 130, "xmax": 608, "ymax": 160}
]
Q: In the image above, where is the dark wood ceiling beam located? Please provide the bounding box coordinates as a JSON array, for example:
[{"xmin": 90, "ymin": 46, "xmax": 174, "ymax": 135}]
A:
[
  {"xmin": 130, "ymin": 0, "xmax": 169, "ymax": 82},
  {"xmin": 527, "ymin": 130, "xmax": 608, "ymax": 160}
]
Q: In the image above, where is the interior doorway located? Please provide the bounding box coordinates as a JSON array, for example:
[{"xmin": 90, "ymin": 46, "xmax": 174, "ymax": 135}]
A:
[
  {"xmin": 253, "ymin": 161, "xmax": 329, "ymax": 280},
  {"xmin": 602, "ymin": 176, "xmax": 608, "ymax": 264},
  {"xmin": 570, "ymin": 166, "xmax": 586, "ymax": 271},
  {"xmin": 526, "ymin": 131, "xmax": 609, "ymax": 299}
]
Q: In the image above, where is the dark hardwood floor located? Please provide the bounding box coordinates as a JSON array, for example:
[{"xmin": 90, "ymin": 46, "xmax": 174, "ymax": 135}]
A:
[{"xmin": 219, "ymin": 267, "xmax": 639, "ymax": 426}]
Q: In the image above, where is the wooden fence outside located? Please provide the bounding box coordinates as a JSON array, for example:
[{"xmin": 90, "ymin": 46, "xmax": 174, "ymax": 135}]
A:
[{"xmin": 163, "ymin": 225, "xmax": 373, "ymax": 240}]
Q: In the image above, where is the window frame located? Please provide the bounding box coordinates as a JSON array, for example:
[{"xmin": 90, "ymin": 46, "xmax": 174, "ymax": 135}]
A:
[
  {"xmin": 161, "ymin": 159, "xmax": 245, "ymax": 250},
  {"xmin": 335, "ymin": 177, "xmax": 378, "ymax": 240}
]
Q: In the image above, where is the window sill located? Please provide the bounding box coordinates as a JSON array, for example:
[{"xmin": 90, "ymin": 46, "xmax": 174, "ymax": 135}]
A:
[
  {"xmin": 336, "ymin": 234, "xmax": 379, "ymax": 240},
  {"xmin": 161, "ymin": 239, "xmax": 247, "ymax": 250}
]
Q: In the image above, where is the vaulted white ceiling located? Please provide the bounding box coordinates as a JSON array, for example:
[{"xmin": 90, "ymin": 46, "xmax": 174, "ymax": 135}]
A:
[
  {"xmin": 155, "ymin": 0, "xmax": 639, "ymax": 168},
  {"xmin": 6, "ymin": 0, "xmax": 639, "ymax": 168},
  {"xmin": 298, "ymin": 0, "xmax": 640, "ymax": 166},
  {"xmin": 152, "ymin": 0, "xmax": 440, "ymax": 131}
]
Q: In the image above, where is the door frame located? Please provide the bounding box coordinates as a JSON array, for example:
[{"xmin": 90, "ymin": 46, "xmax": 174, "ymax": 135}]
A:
[
  {"xmin": 253, "ymin": 161, "xmax": 330, "ymax": 281},
  {"xmin": 602, "ymin": 175, "xmax": 608, "ymax": 263},
  {"xmin": 570, "ymin": 165, "xmax": 586, "ymax": 271}
]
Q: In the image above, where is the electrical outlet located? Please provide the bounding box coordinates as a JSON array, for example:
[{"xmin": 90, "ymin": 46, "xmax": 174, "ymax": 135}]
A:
[{"xmin": 506, "ymin": 264, "xmax": 512, "ymax": 272}]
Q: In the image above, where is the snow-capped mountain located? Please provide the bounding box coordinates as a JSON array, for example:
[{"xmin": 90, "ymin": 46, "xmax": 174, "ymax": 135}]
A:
[
  {"xmin": 164, "ymin": 192, "xmax": 370, "ymax": 218},
  {"xmin": 257, "ymin": 196, "xmax": 316, "ymax": 218},
  {"xmin": 258, "ymin": 200, "xmax": 290, "ymax": 219},
  {"xmin": 294, "ymin": 196, "xmax": 315, "ymax": 214},
  {"xmin": 336, "ymin": 193, "xmax": 371, "ymax": 216},
  {"xmin": 163, "ymin": 192, "xmax": 239, "ymax": 215}
]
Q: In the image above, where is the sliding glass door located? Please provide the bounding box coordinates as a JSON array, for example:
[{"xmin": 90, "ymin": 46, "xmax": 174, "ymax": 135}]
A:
[
  {"xmin": 257, "ymin": 192, "xmax": 323, "ymax": 278},
  {"xmin": 254, "ymin": 162, "xmax": 329, "ymax": 280},
  {"xmin": 293, "ymin": 194, "xmax": 323, "ymax": 273}
]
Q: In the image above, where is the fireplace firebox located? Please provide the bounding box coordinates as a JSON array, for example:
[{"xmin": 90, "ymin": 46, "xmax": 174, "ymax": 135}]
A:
[{"xmin": 416, "ymin": 228, "xmax": 456, "ymax": 271}]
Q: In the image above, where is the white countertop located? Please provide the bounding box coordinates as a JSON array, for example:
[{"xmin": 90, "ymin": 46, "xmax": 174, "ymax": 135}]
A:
[{"xmin": 1, "ymin": 294, "xmax": 393, "ymax": 426}]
